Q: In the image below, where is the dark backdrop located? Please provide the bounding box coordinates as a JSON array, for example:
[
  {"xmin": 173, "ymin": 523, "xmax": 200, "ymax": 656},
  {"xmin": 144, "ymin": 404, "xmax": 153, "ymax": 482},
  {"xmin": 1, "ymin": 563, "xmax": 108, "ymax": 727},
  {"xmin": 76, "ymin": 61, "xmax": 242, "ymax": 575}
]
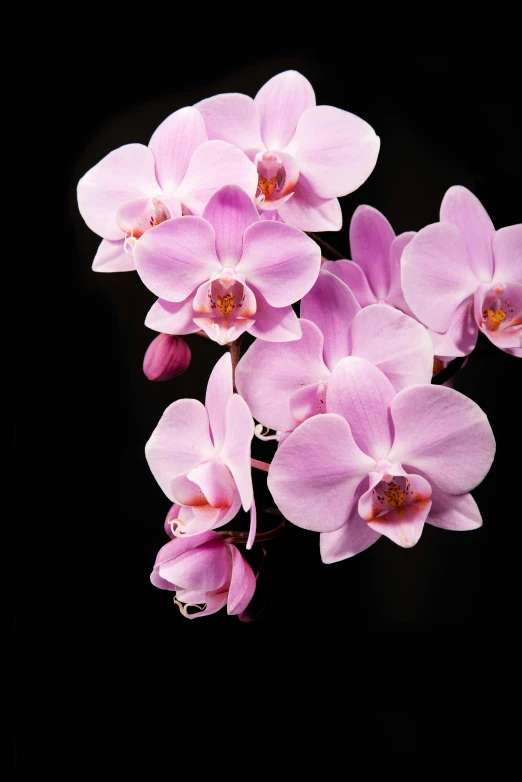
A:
[{"xmin": 24, "ymin": 41, "xmax": 520, "ymax": 772}]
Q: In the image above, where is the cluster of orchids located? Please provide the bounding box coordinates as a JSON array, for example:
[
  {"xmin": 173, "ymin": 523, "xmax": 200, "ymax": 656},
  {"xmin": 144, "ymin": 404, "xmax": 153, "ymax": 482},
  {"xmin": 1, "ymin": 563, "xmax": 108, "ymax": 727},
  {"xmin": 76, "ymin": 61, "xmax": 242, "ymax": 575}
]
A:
[{"xmin": 78, "ymin": 71, "xmax": 521, "ymax": 620}]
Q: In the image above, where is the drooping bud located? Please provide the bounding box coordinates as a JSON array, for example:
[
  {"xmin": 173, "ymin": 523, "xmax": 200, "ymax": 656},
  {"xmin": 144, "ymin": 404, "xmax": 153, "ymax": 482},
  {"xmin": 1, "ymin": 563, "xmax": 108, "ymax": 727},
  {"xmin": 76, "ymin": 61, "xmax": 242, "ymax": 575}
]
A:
[{"xmin": 143, "ymin": 333, "xmax": 191, "ymax": 381}]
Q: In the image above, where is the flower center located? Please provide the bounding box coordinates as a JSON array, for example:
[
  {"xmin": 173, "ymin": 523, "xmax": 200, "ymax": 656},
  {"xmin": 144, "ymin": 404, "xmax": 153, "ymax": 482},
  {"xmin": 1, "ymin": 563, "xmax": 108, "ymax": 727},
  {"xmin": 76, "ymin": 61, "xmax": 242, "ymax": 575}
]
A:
[
  {"xmin": 364, "ymin": 474, "xmax": 416, "ymax": 520},
  {"xmin": 485, "ymin": 308, "xmax": 506, "ymax": 331},
  {"xmin": 217, "ymin": 293, "xmax": 236, "ymax": 319},
  {"xmin": 253, "ymin": 150, "xmax": 300, "ymax": 212},
  {"xmin": 384, "ymin": 483, "xmax": 405, "ymax": 508},
  {"xmin": 481, "ymin": 283, "xmax": 522, "ymax": 339},
  {"xmin": 255, "ymin": 152, "xmax": 285, "ymax": 202}
]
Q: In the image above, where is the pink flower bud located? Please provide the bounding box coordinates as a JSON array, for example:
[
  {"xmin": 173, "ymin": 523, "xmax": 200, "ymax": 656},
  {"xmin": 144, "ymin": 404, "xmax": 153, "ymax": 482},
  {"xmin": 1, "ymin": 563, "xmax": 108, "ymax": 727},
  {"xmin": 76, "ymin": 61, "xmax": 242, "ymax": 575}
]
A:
[{"xmin": 143, "ymin": 333, "xmax": 191, "ymax": 381}]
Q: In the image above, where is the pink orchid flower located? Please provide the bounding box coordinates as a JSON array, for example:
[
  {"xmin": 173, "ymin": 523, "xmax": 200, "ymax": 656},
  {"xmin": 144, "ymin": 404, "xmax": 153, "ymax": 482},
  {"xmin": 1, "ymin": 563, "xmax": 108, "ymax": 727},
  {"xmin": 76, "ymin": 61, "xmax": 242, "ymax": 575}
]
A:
[
  {"xmin": 236, "ymin": 269, "xmax": 433, "ymax": 434},
  {"xmin": 268, "ymin": 357, "xmax": 495, "ymax": 561},
  {"xmin": 135, "ymin": 185, "xmax": 321, "ymax": 345},
  {"xmin": 77, "ymin": 106, "xmax": 257, "ymax": 273},
  {"xmin": 402, "ymin": 186, "xmax": 522, "ymax": 357},
  {"xmin": 323, "ymin": 204, "xmax": 415, "ymax": 313},
  {"xmin": 322, "ymin": 204, "xmax": 458, "ymax": 362},
  {"xmin": 196, "ymin": 70, "xmax": 380, "ymax": 232},
  {"xmin": 151, "ymin": 531, "xmax": 256, "ymax": 619},
  {"xmin": 146, "ymin": 353, "xmax": 257, "ymax": 547}
]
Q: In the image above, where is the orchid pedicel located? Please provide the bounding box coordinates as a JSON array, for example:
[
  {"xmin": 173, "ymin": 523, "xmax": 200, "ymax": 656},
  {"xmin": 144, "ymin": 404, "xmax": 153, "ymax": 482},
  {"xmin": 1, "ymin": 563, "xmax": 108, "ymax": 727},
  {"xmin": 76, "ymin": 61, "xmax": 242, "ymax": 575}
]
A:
[{"xmin": 77, "ymin": 69, "xmax": 520, "ymax": 621}]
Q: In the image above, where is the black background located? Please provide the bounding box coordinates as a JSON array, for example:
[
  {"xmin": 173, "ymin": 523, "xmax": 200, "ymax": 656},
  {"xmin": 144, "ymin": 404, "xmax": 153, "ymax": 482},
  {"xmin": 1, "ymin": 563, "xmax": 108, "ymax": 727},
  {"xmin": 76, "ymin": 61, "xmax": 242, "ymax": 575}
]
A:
[{"xmin": 21, "ymin": 39, "xmax": 520, "ymax": 772}]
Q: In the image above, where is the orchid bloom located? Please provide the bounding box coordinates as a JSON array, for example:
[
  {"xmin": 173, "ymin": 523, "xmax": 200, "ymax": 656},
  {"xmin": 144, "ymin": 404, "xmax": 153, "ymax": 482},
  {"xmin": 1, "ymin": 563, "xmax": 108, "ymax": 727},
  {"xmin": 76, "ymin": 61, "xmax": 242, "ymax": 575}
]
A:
[
  {"xmin": 236, "ymin": 269, "xmax": 433, "ymax": 434},
  {"xmin": 322, "ymin": 204, "xmax": 459, "ymax": 362},
  {"xmin": 402, "ymin": 186, "xmax": 522, "ymax": 357},
  {"xmin": 268, "ymin": 357, "xmax": 495, "ymax": 560},
  {"xmin": 323, "ymin": 205, "xmax": 415, "ymax": 313},
  {"xmin": 146, "ymin": 353, "xmax": 257, "ymax": 547},
  {"xmin": 135, "ymin": 185, "xmax": 321, "ymax": 345},
  {"xmin": 196, "ymin": 70, "xmax": 380, "ymax": 232},
  {"xmin": 77, "ymin": 107, "xmax": 257, "ymax": 272},
  {"xmin": 151, "ymin": 531, "xmax": 256, "ymax": 619}
]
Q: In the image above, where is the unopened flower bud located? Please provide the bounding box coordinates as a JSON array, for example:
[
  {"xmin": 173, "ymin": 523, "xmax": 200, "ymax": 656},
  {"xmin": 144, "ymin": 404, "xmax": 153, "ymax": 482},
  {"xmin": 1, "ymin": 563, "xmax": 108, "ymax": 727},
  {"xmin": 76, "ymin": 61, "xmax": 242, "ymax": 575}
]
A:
[{"xmin": 143, "ymin": 333, "xmax": 191, "ymax": 381}]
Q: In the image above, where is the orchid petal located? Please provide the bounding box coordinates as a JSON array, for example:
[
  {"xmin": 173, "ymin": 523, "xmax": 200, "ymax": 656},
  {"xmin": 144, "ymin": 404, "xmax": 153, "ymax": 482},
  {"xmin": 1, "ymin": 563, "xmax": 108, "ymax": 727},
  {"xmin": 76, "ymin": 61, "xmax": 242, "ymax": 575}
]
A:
[
  {"xmin": 350, "ymin": 305, "xmax": 433, "ymax": 391},
  {"xmin": 401, "ymin": 222, "xmax": 479, "ymax": 333},
  {"xmin": 277, "ymin": 175, "xmax": 343, "ymax": 232},
  {"xmin": 227, "ymin": 544, "xmax": 257, "ymax": 614},
  {"xmin": 492, "ymin": 224, "xmax": 522, "ymax": 284},
  {"xmin": 320, "ymin": 482, "xmax": 381, "ymax": 562},
  {"xmin": 151, "ymin": 531, "xmax": 221, "ymax": 589},
  {"xmin": 440, "ymin": 185, "xmax": 495, "ymax": 281},
  {"xmin": 77, "ymin": 144, "xmax": 158, "ymax": 240},
  {"xmin": 149, "ymin": 106, "xmax": 208, "ymax": 192},
  {"xmin": 387, "ymin": 231, "xmax": 417, "ymax": 313},
  {"xmin": 195, "ymin": 93, "xmax": 263, "ymax": 149},
  {"xmin": 289, "ymin": 381, "xmax": 327, "ymax": 424},
  {"xmin": 287, "ymin": 106, "xmax": 380, "ymax": 199},
  {"xmin": 349, "ymin": 205, "xmax": 395, "ymax": 299},
  {"xmin": 267, "ymin": 414, "xmax": 375, "ymax": 532},
  {"xmin": 145, "ymin": 399, "xmax": 214, "ymax": 501},
  {"xmin": 389, "ymin": 385, "xmax": 496, "ymax": 494},
  {"xmin": 175, "ymin": 140, "xmax": 258, "ymax": 216},
  {"xmin": 145, "ymin": 296, "xmax": 199, "ymax": 335},
  {"xmin": 92, "ymin": 238, "xmax": 134, "ymax": 273},
  {"xmin": 301, "ymin": 270, "xmax": 360, "ymax": 369},
  {"xmin": 239, "ymin": 222, "xmax": 321, "ymax": 306},
  {"xmin": 428, "ymin": 298, "xmax": 478, "ymax": 358},
  {"xmin": 247, "ymin": 290, "xmax": 302, "ymax": 342},
  {"xmin": 193, "ymin": 315, "xmax": 254, "ymax": 346},
  {"xmin": 426, "ymin": 484, "xmax": 482, "ymax": 530},
  {"xmin": 171, "ymin": 492, "xmax": 242, "ymax": 537},
  {"xmin": 235, "ymin": 318, "xmax": 329, "ymax": 432},
  {"xmin": 170, "ymin": 472, "xmax": 207, "ymax": 506},
  {"xmin": 205, "ymin": 353, "xmax": 233, "ymax": 451},
  {"xmin": 202, "ymin": 185, "xmax": 259, "ymax": 265},
  {"xmin": 159, "ymin": 539, "xmax": 228, "ymax": 592},
  {"xmin": 221, "ymin": 394, "xmax": 254, "ymax": 511},
  {"xmin": 322, "ymin": 260, "xmax": 376, "ymax": 306},
  {"xmin": 255, "ymin": 70, "xmax": 315, "ymax": 150},
  {"xmin": 134, "ymin": 216, "xmax": 220, "ymax": 301},
  {"xmin": 327, "ymin": 357, "xmax": 396, "ymax": 460},
  {"xmin": 186, "ymin": 460, "xmax": 236, "ymax": 508},
  {"xmin": 367, "ymin": 499, "xmax": 430, "ymax": 548}
]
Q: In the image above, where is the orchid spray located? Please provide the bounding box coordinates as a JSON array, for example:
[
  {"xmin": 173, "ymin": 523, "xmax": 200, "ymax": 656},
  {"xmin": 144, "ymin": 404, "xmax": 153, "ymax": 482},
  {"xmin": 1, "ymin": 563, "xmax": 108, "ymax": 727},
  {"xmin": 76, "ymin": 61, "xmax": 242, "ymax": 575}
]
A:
[{"xmin": 77, "ymin": 70, "xmax": 520, "ymax": 620}]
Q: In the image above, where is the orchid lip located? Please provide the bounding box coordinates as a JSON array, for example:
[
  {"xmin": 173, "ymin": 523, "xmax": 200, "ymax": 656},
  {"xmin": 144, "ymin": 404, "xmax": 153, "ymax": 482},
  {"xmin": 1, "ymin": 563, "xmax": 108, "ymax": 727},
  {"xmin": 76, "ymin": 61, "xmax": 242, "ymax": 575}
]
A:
[
  {"xmin": 480, "ymin": 281, "xmax": 522, "ymax": 342},
  {"xmin": 254, "ymin": 149, "xmax": 299, "ymax": 210}
]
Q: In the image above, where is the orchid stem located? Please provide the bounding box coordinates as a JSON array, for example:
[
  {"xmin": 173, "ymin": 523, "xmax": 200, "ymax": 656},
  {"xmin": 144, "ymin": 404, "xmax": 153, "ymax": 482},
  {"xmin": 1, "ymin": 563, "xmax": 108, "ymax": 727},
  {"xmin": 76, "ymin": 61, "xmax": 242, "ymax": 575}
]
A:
[
  {"xmin": 221, "ymin": 518, "xmax": 286, "ymax": 545},
  {"xmin": 228, "ymin": 335, "xmax": 243, "ymax": 387},
  {"xmin": 306, "ymin": 232, "xmax": 345, "ymax": 261},
  {"xmin": 251, "ymin": 458, "xmax": 270, "ymax": 473}
]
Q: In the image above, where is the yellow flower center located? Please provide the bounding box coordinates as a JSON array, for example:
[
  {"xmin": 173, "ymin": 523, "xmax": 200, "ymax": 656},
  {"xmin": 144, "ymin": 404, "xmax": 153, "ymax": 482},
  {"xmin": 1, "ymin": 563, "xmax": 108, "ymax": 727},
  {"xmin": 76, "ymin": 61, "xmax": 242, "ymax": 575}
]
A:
[
  {"xmin": 217, "ymin": 293, "xmax": 236, "ymax": 320},
  {"xmin": 485, "ymin": 308, "xmax": 507, "ymax": 331},
  {"xmin": 384, "ymin": 483, "xmax": 405, "ymax": 508},
  {"xmin": 258, "ymin": 175, "xmax": 278, "ymax": 198}
]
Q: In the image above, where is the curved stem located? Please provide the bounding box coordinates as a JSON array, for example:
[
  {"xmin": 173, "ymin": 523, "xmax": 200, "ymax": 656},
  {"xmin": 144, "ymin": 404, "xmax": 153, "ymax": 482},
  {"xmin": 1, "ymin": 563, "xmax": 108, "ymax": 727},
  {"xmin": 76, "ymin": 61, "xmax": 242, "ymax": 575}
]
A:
[
  {"xmin": 306, "ymin": 232, "xmax": 345, "ymax": 261},
  {"xmin": 251, "ymin": 458, "xmax": 270, "ymax": 473},
  {"xmin": 228, "ymin": 335, "xmax": 243, "ymax": 387},
  {"xmin": 221, "ymin": 517, "xmax": 286, "ymax": 545}
]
